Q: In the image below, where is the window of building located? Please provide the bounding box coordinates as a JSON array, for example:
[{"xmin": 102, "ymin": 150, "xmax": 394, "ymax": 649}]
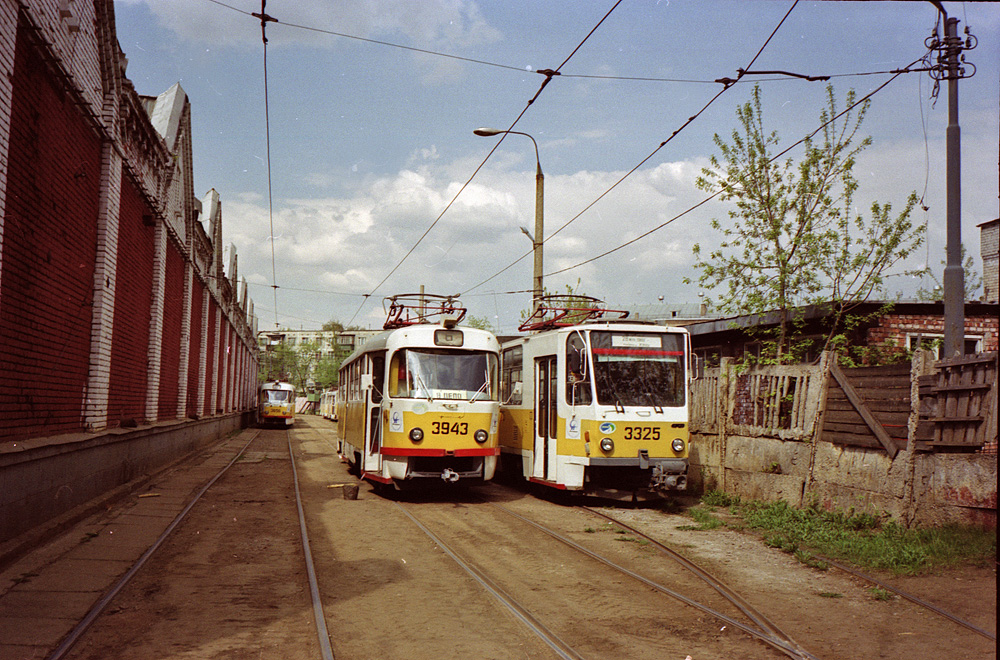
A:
[{"xmin": 906, "ymin": 333, "xmax": 982, "ymax": 359}]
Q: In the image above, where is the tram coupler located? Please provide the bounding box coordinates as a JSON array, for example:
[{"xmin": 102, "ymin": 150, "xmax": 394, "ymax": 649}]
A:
[
  {"xmin": 651, "ymin": 462, "xmax": 687, "ymax": 491},
  {"xmin": 440, "ymin": 468, "xmax": 460, "ymax": 483}
]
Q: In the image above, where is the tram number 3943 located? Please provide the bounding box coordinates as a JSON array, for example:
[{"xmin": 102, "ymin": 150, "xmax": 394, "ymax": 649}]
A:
[
  {"xmin": 623, "ymin": 426, "xmax": 661, "ymax": 441},
  {"xmin": 432, "ymin": 421, "xmax": 469, "ymax": 435}
]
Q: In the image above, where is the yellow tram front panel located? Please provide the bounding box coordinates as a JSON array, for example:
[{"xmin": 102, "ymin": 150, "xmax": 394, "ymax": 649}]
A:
[
  {"xmin": 381, "ymin": 408, "xmax": 499, "ymax": 456},
  {"xmin": 568, "ymin": 419, "xmax": 688, "ymax": 460}
]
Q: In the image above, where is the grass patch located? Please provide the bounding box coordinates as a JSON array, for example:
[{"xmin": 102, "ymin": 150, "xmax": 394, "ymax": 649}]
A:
[
  {"xmin": 680, "ymin": 505, "xmax": 725, "ymax": 531},
  {"xmin": 868, "ymin": 586, "xmax": 896, "ymax": 601},
  {"xmin": 693, "ymin": 491, "xmax": 996, "ymax": 575}
]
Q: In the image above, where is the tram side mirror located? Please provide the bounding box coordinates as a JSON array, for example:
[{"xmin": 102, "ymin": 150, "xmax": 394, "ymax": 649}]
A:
[
  {"xmin": 513, "ymin": 382, "xmax": 523, "ymax": 395},
  {"xmin": 360, "ymin": 374, "xmax": 373, "ymax": 390}
]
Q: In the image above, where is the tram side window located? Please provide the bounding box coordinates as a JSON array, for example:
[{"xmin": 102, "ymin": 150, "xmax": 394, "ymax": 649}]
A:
[
  {"xmin": 565, "ymin": 334, "xmax": 592, "ymax": 406},
  {"xmin": 370, "ymin": 353, "xmax": 386, "ymax": 404},
  {"xmin": 501, "ymin": 346, "xmax": 523, "ymax": 405}
]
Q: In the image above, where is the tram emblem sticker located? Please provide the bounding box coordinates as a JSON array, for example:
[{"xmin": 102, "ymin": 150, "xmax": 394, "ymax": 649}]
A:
[
  {"xmin": 599, "ymin": 422, "xmax": 616, "ymax": 434},
  {"xmin": 567, "ymin": 417, "xmax": 581, "ymax": 440},
  {"xmin": 390, "ymin": 411, "xmax": 403, "ymax": 433}
]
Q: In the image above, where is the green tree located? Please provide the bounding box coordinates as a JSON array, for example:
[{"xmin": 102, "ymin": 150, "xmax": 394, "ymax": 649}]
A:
[
  {"xmin": 915, "ymin": 245, "xmax": 982, "ymax": 301},
  {"xmin": 688, "ymin": 85, "xmax": 924, "ymax": 361},
  {"xmin": 322, "ymin": 319, "xmax": 345, "ymax": 333},
  {"xmin": 465, "ymin": 314, "xmax": 494, "ymax": 331}
]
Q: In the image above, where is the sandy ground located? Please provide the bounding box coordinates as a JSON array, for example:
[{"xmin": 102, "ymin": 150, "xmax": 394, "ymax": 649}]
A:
[{"xmin": 1, "ymin": 415, "xmax": 994, "ymax": 660}]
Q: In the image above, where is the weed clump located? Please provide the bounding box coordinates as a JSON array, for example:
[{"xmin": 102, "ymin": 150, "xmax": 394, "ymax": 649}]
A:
[{"xmin": 687, "ymin": 491, "xmax": 995, "ymax": 574}]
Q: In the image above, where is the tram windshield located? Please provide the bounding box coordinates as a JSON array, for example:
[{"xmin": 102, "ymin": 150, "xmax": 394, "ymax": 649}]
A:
[
  {"xmin": 261, "ymin": 389, "xmax": 292, "ymax": 403},
  {"xmin": 392, "ymin": 349, "xmax": 499, "ymax": 401},
  {"xmin": 589, "ymin": 331, "xmax": 686, "ymax": 408}
]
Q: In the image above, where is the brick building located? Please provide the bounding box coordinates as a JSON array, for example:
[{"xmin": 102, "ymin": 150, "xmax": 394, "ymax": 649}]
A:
[
  {"xmin": 980, "ymin": 218, "xmax": 998, "ymax": 304},
  {"xmin": 688, "ymin": 300, "xmax": 998, "ymax": 366},
  {"xmin": 0, "ymin": 0, "xmax": 257, "ymax": 441}
]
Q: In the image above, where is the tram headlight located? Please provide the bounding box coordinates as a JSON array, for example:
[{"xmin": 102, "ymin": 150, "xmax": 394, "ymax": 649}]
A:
[
  {"xmin": 672, "ymin": 438, "xmax": 685, "ymax": 453},
  {"xmin": 474, "ymin": 429, "xmax": 489, "ymax": 444},
  {"xmin": 599, "ymin": 437, "xmax": 614, "ymax": 453},
  {"xmin": 409, "ymin": 427, "xmax": 424, "ymax": 443}
]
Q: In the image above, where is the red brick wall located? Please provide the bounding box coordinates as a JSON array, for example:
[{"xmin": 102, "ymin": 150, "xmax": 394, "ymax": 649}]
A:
[
  {"xmin": 187, "ymin": 277, "xmax": 204, "ymax": 418},
  {"xmin": 0, "ymin": 25, "xmax": 101, "ymax": 440},
  {"xmin": 868, "ymin": 314, "xmax": 999, "ymax": 353},
  {"xmin": 157, "ymin": 241, "xmax": 184, "ymax": 419},
  {"xmin": 108, "ymin": 174, "xmax": 154, "ymax": 425}
]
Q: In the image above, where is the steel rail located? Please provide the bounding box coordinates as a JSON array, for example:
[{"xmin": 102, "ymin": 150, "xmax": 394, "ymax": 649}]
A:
[
  {"xmin": 286, "ymin": 431, "xmax": 337, "ymax": 660},
  {"xmin": 820, "ymin": 556, "xmax": 996, "ymax": 641},
  {"xmin": 582, "ymin": 506, "xmax": 812, "ymax": 658},
  {"xmin": 489, "ymin": 502, "xmax": 818, "ymax": 660},
  {"xmin": 46, "ymin": 431, "xmax": 261, "ymax": 660},
  {"xmin": 394, "ymin": 502, "xmax": 587, "ymax": 660}
]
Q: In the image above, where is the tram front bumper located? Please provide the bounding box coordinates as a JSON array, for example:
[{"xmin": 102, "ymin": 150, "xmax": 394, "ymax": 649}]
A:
[{"xmin": 585, "ymin": 455, "xmax": 688, "ymax": 493}]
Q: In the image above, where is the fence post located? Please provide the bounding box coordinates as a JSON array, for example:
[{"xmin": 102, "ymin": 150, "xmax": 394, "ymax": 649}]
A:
[
  {"xmin": 804, "ymin": 351, "xmax": 834, "ymax": 501},
  {"xmin": 904, "ymin": 349, "xmax": 937, "ymax": 525},
  {"xmin": 718, "ymin": 357, "xmax": 733, "ymax": 494}
]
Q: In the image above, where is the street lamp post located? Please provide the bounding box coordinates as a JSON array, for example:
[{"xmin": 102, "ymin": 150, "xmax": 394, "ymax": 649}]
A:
[{"xmin": 474, "ymin": 127, "xmax": 544, "ymax": 312}]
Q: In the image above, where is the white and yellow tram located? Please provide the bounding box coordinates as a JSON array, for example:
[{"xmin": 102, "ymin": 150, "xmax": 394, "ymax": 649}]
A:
[
  {"xmin": 338, "ymin": 295, "xmax": 501, "ymax": 489},
  {"xmin": 258, "ymin": 380, "xmax": 296, "ymax": 427},
  {"xmin": 499, "ymin": 299, "xmax": 690, "ymax": 500},
  {"xmin": 319, "ymin": 388, "xmax": 338, "ymax": 421}
]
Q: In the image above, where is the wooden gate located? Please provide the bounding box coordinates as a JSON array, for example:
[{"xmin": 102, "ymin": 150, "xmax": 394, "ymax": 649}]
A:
[{"xmin": 916, "ymin": 352, "xmax": 998, "ymax": 451}]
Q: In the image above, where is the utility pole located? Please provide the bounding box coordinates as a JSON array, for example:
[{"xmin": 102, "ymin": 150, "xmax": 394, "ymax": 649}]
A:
[{"xmin": 928, "ymin": 2, "xmax": 977, "ymax": 358}]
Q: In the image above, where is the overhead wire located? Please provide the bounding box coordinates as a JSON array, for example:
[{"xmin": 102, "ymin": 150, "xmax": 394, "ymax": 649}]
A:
[
  {"xmin": 201, "ymin": 0, "xmax": 944, "ymax": 324},
  {"xmin": 462, "ymin": 0, "xmax": 802, "ymax": 296},
  {"xmin": 344, "ymin": 0, "xmax": 625, "ymax": 327},
  {"xmin": 543, "ymin": 58, "xmax": 926, "ymax": 280},
  {"xmin": 249, "ymin": 1, "xmax": 281, "ymax": 330}
]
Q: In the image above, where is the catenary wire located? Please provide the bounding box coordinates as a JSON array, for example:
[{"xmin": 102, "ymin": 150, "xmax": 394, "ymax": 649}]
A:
[
  {"xmin": 542, "ymin": 59, "xmax": 925, "ymax": 279},
  {"xmin": 344, "ymin": 0, "xmax": 624, "ymax": 327},
  {"xmin": 462, "ymin": 0, "xmax": 802, "ymax": 296}
]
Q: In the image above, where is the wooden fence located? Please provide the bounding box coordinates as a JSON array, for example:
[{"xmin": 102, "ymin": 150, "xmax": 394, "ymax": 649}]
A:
[
  {"xmin": 691, "ymin": 351, "xmax": 998, "ymax": 457},
  {"xmin": 916, "ymin": 352, "xmax": 998, "ymax": 452},
  {"xmin": 822, "ymin": 362, "xmax": 911, "ymax": 458},
  {"xmin": 729, "ymin": 364, "xmax": 824, "ymax": 441}
]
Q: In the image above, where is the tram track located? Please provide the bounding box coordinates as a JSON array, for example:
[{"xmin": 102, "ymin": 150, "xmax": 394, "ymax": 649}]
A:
[
  {"xmin": 45, "ymin": 430, "xmax": 262, "ymax": 660},
  {"xmin": 579, "ymin": 504, "xmax": 995, "ymax": 645},
  {"xmin": 44, "ymin": 426, "xmax": 334, "ymax": 660},
  {"xmin": 395, "ymin": 495, "xmax": 804, "ymax": 659}
]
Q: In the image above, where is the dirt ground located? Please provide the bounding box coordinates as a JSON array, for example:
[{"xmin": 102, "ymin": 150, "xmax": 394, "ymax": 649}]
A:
[{"xmin": 5, "ymin": 416, "xmax": 995, "ymax": 660}]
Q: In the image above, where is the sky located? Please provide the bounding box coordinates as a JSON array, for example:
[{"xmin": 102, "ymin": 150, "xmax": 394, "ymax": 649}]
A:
[{"xmin": 113, "ymin": 0, "xmax": 999, "ymax": 334}]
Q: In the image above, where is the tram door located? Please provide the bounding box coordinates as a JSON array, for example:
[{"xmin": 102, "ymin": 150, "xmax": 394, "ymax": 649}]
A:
[
  {"xmin": 533, "ymin": 356, "xmax": 557, "ymax": 481},
  {"xmin": 362, "ymin": 353, "xmax": 386, "ymax": 473}
]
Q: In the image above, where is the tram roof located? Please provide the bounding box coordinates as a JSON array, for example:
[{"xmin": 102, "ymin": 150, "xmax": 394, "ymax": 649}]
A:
[{"xmin": 341, "ymin": 324, "xmax": 499, "ymax": 365}]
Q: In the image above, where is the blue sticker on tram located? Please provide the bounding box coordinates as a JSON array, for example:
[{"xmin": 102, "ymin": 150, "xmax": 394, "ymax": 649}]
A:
[{"xmin": 599, "ymin": 422, "xmax": 616, "ymax": 434}]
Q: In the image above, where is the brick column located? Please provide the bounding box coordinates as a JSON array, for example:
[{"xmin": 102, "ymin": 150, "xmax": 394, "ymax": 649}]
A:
[
  {"xmin": 176, "ymin": 259, "xmax": 193, "ymax": 418},
  {"xmin": 0, "ymin": 0, "xmax": 16, "ymax": 296},
  {"xmin": 145, "ymin": 221, "xmax": 166, "ymax": 423},
  {"xmin": 83, "ymin": 139, "xmax": 122, "ymax": 431},
  {"xmin": 197, "ymin": 285, "xmax": 209, "ymax": 416}
]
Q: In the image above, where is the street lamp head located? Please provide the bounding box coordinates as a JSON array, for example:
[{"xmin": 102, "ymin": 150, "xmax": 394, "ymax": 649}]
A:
[{"xmin": 473, "ymin": 127, "xmax": 503, "ymax": 137}]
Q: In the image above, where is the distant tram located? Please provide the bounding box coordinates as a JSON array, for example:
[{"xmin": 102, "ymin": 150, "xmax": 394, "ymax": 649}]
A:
[
  {"xmin": 499, "ymin": 296, "xmax": 690, "ymax": 501},
  {"xmin": 338, "ymin": 295, "xmax": 501, "ymax": 490},
  {"xmin": 320, "ymin": 389, "xmax": 338, "ymax": 421},
  {"xmin": 258, "ymin": 380, "xmax": 296, "ymax": 427}
]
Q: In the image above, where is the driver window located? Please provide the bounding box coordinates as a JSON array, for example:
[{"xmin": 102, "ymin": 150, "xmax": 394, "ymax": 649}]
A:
[{"xmin": 565, "ymin": 334, "xmax": 591, "ymax": 405}]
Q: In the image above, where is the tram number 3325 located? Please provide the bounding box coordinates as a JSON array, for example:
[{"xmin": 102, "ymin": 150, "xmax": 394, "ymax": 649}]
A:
[
  {"xmin": 623, "ymin": 426, "xmax": 661, "ymax": 441},
  {"xmin": 432, "ymin": 421, "xmax": 469, "ymax": 435}
]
